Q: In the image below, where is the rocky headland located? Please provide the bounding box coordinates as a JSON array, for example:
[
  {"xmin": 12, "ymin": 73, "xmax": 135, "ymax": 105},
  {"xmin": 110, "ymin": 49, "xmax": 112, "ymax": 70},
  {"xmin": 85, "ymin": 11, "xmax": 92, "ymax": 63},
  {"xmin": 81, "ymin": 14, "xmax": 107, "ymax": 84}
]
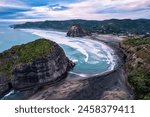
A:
[
  {"xmin": 67, "ymin": 24, "xmax": 91, "ymax": 37},
  {"xmin": 0, "ymin": 39, "xmax": 74, "ymax": 97},
  {"xmin": 0, "ymin": 76, "xmax": 10, "ymax": 97}
]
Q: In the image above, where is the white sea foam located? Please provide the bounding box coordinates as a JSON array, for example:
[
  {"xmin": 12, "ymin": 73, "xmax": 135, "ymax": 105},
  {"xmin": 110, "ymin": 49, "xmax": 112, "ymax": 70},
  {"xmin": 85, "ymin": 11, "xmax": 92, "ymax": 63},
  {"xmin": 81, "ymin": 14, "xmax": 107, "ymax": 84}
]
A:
[
  {"xmin": 1, "ymin": 90, "xmax": 14, "ymax": 99},
  {"xmin": 69, "ymin": 57, "xmax": 78, "ymax": 63},
  {"xmin": 22, "ymin": 29, "xmax": 89, "ymax": 62},
  {"xmin": 87, "ymin": 60, "xmax": 99, "ymax": 64},
  {"xmin": 21, "ymin": 29, "xmax": 117, "ymax": 76},
  {"xmin": 98, "ymin": 41, "xmax": 116, "ymax": 70},
  {"xmin": 69, "ymin": 71, "xmax": 88, "ymax": 77},
  {"xmin": 77, "ymin": 37, "xmax": 116, "ymax": 70}
]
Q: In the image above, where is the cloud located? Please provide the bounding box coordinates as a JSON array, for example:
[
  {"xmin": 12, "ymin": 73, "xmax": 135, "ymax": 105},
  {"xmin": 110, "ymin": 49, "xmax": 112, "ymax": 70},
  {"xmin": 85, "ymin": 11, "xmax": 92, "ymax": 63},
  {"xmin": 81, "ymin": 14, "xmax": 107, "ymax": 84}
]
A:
[
  {"xmin": 0, "ymin": 0, "xmax": 28, "ymax": 9},
  {"xmin": 66, "ymin": 0, "xmax": 150, "ymax": 14},
  {"xmin": 0, "ymin": 0, "xmax": 30, "ymax": 20},
  {"xmin": 0, "ymin": 1, "xmax": 25, "ymax": 21},
  {"xmin": 64, "ymin": 0, "xmax": 150, "ymax": 19},
  {"xmin": 0, "ymin": 0, "xmax": 150, "ymax": 22},
  {"xmin": 48, "ymin": 4, "xmax": 69, "ymax": 11},
  {"xmin": 0, "ymin": 18, "xmax": 46, "ymax": 23},
  {"xmin": 14, "ymin": 3, "xmax": 71, "ymax": 20},
  {"xmin": 102, "ymin": 0, "xmax": 150, "ymax": 13},
  {"xmin": 43, "ymin": 0, "xmax": 150, "ymax": 20}
]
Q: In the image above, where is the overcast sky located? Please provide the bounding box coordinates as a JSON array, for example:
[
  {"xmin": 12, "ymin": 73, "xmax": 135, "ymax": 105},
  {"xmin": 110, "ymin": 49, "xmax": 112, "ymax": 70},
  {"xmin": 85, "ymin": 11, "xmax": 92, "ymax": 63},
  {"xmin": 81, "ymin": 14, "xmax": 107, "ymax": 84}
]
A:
[{"xmin": 0, "ymin": 0, "xmax": 150, "ymax": 22}]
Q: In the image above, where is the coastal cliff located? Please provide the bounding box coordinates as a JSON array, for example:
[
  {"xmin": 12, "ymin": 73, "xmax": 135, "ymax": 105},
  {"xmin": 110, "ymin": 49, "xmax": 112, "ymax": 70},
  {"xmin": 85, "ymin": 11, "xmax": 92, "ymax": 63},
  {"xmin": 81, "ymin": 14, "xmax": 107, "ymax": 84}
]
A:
[
  {"xmin": 0, "ymin": 75, "xmax": 9, "ymax": 97},
  {"xmin": 0, "ymin": 39, "xmax": 74, "ymax": 94},
  {"xmin": 121, "ymin": 36, "xmax": 150, "ymax": 99}
]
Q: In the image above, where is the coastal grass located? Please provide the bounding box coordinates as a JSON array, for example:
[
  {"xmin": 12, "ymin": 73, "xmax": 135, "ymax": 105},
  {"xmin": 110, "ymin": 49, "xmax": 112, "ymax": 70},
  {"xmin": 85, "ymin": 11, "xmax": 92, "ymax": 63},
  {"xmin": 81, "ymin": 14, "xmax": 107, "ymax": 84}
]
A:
[
  {"xmin": 0, "ymin": 38, "xmax": 53, "ymax": 78},
  {"xmin": 123, "ymin": 36, "xmax": 150, "ymax": 46},
  {"xmin": 123, "ymin": 36, "xmax": 150, "ymax": 99},
  {"xmin": 128, "ymin": 70, "xmax": 150, "ymax": 99}
]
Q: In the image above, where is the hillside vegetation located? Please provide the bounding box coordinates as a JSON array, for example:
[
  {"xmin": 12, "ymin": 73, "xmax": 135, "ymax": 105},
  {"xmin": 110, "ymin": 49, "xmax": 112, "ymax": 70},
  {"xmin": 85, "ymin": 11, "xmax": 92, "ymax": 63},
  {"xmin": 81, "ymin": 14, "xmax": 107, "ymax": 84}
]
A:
[
  {"xmin": 11, "ymin": 19, "xmax": 150, "ymax": 35},
  {"xmin": 122, "ymin": 36, "xmax": 150, "ymax": 99},
  {"xmin": 0, "ymin": 39, "xmax": 53, "ymax": 78}
]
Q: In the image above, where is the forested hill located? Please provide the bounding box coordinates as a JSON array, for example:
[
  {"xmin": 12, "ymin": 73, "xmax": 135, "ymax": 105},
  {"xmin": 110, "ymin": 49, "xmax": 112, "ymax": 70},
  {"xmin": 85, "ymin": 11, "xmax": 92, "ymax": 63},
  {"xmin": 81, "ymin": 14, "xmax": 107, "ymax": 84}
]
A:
[{"xmin": 11, "ymin": 19, "xmax": 150, "ymax": 35}]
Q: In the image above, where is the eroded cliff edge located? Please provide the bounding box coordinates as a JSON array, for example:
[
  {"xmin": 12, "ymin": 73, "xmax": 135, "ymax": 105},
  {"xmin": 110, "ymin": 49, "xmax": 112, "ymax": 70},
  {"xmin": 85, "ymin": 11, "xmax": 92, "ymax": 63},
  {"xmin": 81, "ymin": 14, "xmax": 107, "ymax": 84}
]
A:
[
  {"xmin": 121, "ymin": 36, "xmax": 150, "ymax": 99},
  {"xmin": 0, "ymin": 39, "xmax": 74, "ymax": 97}
]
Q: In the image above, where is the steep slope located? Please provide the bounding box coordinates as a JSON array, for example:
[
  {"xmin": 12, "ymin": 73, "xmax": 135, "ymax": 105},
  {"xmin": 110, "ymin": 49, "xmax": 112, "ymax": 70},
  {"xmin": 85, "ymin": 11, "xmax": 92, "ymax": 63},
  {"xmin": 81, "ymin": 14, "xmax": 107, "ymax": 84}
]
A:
[{"xmin": 121, "ymin": 36, "xmax": 150, "ymax": 99}]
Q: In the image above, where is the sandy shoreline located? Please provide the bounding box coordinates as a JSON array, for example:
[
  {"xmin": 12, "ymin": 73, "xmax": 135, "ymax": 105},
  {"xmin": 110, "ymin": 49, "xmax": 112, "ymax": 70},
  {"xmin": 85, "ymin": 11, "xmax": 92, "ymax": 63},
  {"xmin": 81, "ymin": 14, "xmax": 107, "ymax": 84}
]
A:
[{"xmin": 28, "ymin": 34, "xmax": 134, "ymax": 100}]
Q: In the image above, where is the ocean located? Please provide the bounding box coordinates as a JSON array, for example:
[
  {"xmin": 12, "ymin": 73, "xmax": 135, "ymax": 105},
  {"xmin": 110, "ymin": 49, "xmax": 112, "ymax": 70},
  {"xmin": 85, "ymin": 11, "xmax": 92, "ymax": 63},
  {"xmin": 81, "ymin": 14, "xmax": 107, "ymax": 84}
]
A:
[
  {"xmin": 0, "ymin": 25, "xmax": 118, "ymax": 99},
  {"xmin": 0, "ymin": 25, "xmax": 117, "ymax": 78},
  {"xmin": 0, "ymin": 26, "xmax": 39, "ymax": 53}
]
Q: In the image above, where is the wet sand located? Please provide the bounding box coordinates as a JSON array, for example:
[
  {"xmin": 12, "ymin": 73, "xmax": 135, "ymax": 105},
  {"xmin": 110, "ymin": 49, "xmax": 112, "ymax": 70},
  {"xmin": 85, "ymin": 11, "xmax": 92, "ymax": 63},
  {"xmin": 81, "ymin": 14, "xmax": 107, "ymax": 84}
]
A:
[{"xmin": 29, "ymin": 34, "xmax": 133, "ymax": 100}]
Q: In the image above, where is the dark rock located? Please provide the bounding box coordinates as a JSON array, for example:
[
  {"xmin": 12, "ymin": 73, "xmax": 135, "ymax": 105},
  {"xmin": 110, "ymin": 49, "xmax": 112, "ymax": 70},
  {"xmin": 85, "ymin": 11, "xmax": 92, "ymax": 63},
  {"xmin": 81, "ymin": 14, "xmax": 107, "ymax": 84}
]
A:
[
  {"xmin": 67, "ymin": 24, "xmax": 91, "ymax": 37},
  {"xmin": 11, "ymin": 42, "xmax": 74, "ymax": 90},
  {"xmin": 0, "ymin": 74, "xmax": 9, "ymax": 96}
]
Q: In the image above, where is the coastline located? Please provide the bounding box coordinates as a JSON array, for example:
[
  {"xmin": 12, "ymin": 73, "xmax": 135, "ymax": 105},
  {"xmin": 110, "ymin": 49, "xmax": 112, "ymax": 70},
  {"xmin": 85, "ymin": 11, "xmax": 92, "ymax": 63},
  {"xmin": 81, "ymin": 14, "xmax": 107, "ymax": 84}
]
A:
[
  {"xmin": 20, "ymin": 28, "xmax": 118, "ymax": 78},
  {"xmin": 28, "ymin": 34, "xmax": 134, "ymax": 100}
]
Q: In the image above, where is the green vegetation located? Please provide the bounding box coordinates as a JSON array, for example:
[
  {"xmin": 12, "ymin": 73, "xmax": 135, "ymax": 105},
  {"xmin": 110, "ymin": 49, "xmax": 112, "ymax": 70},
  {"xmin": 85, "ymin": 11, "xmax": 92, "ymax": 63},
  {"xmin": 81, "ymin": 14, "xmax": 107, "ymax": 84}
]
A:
[
  {"xmin": 0, "ymin": 39, "xmax": 53, "ymax": 78},
  {"xmin": 123, "ymin": 36, "xmax": 150, "ymax": 99},
  {"xmin": 11, "ymin": 19, "xmax": 150, "ymax": 35},
  {"xmin": 128, "ymin": 70, "xmax": 150, "ymax": 99},
  {"xmin": 123, "ymin": 36, "xmax": 150, "ymax": 46}
]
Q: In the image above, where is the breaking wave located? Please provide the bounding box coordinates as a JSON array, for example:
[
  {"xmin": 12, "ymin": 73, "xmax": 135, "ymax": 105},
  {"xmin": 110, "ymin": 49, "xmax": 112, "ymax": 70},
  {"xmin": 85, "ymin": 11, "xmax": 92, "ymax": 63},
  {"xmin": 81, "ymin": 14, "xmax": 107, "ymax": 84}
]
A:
[{"xmin": 22, "ymin": 29, "xmax": 117, "ymax": 77}]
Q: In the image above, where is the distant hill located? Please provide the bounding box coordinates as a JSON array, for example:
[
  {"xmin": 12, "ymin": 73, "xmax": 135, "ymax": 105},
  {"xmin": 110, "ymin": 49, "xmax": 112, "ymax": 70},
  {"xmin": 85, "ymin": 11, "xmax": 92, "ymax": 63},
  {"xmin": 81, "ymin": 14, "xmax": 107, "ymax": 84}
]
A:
[{"xmin": 11, "ymin": 19, "xmax": 150, "ymax": 35}]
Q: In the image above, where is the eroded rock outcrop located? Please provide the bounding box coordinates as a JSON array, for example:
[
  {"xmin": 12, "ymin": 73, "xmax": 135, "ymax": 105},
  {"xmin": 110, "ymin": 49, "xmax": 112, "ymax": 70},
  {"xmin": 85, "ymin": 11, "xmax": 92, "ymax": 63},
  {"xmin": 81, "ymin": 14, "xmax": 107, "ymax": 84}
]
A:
[
  {"xmin": 0, "ymin": 74, "xmax": 9, "ymax": 97},
  {"xmin": 0, "ymin": 39, "xmax": 74, "ymax": 91},
  {"xmin": 67, "ymin": 24, "xmax": 91, "ymax": 37}
]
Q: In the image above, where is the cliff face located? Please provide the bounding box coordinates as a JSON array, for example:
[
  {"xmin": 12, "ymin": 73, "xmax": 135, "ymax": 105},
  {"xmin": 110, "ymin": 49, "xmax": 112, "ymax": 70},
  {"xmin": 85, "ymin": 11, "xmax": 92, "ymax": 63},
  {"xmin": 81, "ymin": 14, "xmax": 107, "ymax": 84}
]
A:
[
  {"xmin": 67, "ymin": 24, "xmax": 91, "ymax": 37},
  {"xmin": 12, "ymin": 43, "xmax": 74, "ymax": 89},
  {"xmin": 0, "ymin": 39, "xmax": 74, "ymax": 92},
  {"xmin": 121, "ymin": 36, "xmax": 150, "ymax": 99},
  {"xmin": 0, "ymin": 74, "xmax": 9, "ymax": 96}
]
